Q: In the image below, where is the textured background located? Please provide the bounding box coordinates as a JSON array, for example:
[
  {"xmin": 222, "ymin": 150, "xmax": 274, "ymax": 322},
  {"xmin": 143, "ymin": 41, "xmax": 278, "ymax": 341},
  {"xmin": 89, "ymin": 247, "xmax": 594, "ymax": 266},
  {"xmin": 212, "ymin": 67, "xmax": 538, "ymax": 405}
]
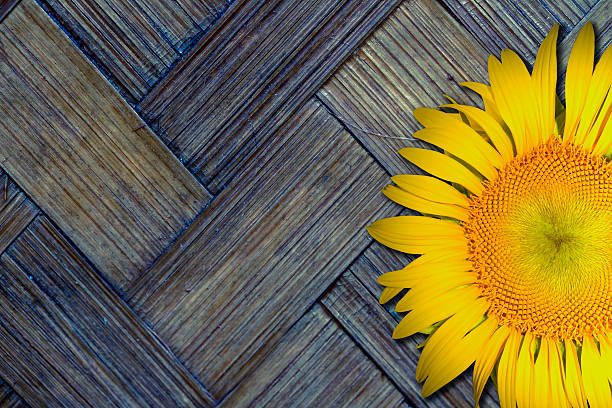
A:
[{"xmin": 0, "ymin": 0, "xmax": 608, "ymax": 406}]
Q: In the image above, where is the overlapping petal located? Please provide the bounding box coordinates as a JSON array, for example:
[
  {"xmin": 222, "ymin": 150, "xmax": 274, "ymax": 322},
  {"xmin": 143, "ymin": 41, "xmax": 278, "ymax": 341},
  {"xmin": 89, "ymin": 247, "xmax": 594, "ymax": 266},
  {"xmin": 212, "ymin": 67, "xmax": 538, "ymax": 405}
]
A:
[{"xmin": 368, "ymin": 21, "xmax": 612, "ymax": 408}]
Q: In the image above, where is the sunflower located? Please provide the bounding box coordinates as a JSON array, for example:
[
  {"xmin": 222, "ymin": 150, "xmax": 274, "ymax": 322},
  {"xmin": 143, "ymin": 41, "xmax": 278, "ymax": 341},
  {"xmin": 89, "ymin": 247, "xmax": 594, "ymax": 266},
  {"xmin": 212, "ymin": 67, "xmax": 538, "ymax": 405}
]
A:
[{"xmin": 368, "ymin": 22, "xmax": 612, "ymax": 407}]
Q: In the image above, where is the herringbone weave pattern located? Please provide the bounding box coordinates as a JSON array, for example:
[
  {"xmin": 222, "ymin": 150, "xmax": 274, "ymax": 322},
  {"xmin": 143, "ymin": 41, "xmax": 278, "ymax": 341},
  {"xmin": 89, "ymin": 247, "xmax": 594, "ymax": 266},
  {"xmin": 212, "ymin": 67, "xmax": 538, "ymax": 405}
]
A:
[{"xmin": 0, "ymin": 0, "xmax": 608, "ymax": 406}]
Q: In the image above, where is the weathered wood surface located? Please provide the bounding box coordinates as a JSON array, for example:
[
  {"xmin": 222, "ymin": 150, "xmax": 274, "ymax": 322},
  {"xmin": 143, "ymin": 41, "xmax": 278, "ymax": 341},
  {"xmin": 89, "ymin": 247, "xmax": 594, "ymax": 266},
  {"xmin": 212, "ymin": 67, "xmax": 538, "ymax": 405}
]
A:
[
  {"xmin": 442, "ymin": 0, "xmax": 605, "ymax": 61},
  {"xmin": 558, "ymin": 1, "xmax": 612, "ymax": 65},
  {"xmin": 0, "ymin": 0, "xmax": 609, "ymax": 406},
  {"xmin": 0, "ymin": 216, "xmax": 215, "ymax": 407},
  {"xmin": 40, "ymin": 0, "xmax": 230, "ymax": 102},
  {"xmin": 219, "ymin": 304, "xmax": 406, "ymax": 408},
  {"xmin": 318, "ymin": 0, "xmax": 490, "ymax": 177},
  {"xmin": 0, "ymin": 380, "xmax": 27, "ymax": 408},
  {"xmin": 127, "ymin": 99, "xmax": 397, "ymax": 398},
  {"xmin": 0, "ymin": 395, "xmax": 28, "ymax": 408},
  {"xmin": 440, "ymin": 0, "xmax": 558, "ymax": 59},
  {"xmin": 542, "ymin": 0, "xmax": 598, "ymax": 28},
  {"xmin": 440, "ymin": 0, "xmax": 612, "ymax": 98},
  {"xmin": 0, "ymin": 0, "xmax": 210, "ymax": 291},
  {"xmin": 138, "ymin": 0, "xmax": 400, "ymax": 193},
  {"xmin": 321, "ymin": 243, "xmax": 501, "ymax": 407},
  {"xmin": 0, "ymin": 170, "xmax": 37, "ymax": 254},
  {"xmin": 0, "ymin": 0, "xmax": 19, "ymax": 23}
]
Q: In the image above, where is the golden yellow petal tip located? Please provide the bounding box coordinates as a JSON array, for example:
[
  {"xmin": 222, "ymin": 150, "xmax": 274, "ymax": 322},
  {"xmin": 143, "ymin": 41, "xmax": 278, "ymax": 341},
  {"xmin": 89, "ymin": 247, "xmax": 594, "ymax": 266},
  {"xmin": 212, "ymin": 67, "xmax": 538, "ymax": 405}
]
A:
[
  {"xmin": 412, "ymin": 107, "xmax": 428, "ymax": 122},
  {"xmin": 391, "ymin": 327, "xmax": 402, "ymax": 340},
  {"xmin": 578, "ymin": 21, "xmax": 594, "ymax": 39},
  {"xmin": 421, "ymin": 385, "xmax": 435, "ymax": 399},
  {"xmin": 545, "ymin": 23, "xmax": 560, "ymax": 43}
]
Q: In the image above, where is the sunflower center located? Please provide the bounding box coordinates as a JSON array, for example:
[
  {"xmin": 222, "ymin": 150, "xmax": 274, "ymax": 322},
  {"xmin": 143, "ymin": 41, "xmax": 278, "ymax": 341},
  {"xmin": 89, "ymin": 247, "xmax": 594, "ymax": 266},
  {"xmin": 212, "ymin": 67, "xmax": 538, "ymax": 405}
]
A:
[{"xmin": 466, "ymin": 138, "xmax": 612, "ymax": 340}]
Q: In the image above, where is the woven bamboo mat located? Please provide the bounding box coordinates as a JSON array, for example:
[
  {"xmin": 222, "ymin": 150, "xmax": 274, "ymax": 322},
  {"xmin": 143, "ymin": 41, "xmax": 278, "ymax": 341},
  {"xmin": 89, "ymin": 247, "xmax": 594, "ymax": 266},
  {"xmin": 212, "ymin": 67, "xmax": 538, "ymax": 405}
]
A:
[{"xmin": 0, "ymin": 0, "xmax": 608, "ymax": 406}]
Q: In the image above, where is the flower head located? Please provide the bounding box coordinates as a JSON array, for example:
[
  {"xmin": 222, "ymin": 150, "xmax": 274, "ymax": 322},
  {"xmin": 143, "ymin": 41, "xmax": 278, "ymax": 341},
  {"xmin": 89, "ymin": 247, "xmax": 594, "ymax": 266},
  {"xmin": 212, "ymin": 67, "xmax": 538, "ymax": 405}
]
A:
[{"xmin": 368, "ymin": 22, "xmax": 612, "ymax": 407}]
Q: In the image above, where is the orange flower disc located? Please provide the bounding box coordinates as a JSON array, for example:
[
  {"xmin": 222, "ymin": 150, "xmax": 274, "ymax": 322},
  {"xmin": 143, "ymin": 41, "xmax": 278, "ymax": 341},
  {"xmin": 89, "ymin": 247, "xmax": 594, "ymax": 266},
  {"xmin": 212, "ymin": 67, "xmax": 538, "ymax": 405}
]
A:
[{"xmin": 466, "ymin": 138, "xmax": 612, "ymax": 340}]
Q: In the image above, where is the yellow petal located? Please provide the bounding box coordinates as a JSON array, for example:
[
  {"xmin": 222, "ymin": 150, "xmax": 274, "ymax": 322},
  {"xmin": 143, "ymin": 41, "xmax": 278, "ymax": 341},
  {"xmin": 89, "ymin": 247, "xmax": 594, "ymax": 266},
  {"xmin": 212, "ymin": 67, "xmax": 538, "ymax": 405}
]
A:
[
  {"xmin": 589, "ymin": 90, "xmax": 612, "ymax": 154},
  {"xmin": 366, "ymin": 235, "xmax": 442, "ymax": 254},
  {"xmin": 532, "ymin": 24, "xmax": 559, "ymax": 142},
  {"xmin": 516, "ymin": 332, "xmax": 536, "ymax": 408},
  {"xmin": 488, "ymin": 56, "xmax": 523, "ymax": 155},
  {"xmin": 563, "ymin": 22, "xmax": 595, "ymax": 141},
  {"xmin": 598, "ymin": 334, "xmax": 612, "ymax": 385},
  {"xmin": 473, "ymin": 324, "xmax": 510, "ymax": 408},
  {"xmin": 501, "ymin": 49, "xmax": 540, "ymax": 147},
  {"xmin": 413, "ymin": 128, "xmax": 498, "ymax": 179},
  {"xmin": 391, "ymin": 174, "xmax": 470, "ymax": 207},
  {"xmin": 440, "ymin": 103, "xmax": 514, "ymax": 161},
  {"xmin": 581, "ymin": 335, "xmax": 612, "ymax": 407},
  {"xmin": 533, "ymin": 336, "xmax": 551, "ymax": 408},
  {"xmin": 394, "ymin": 280, "xmax": 479, "ymax": 314},
  {"xmin": 586, "ymin": 42, "xmax": 612, "ymax": 153},
  {"xmin": 442, "ymin": 94, "xmax": 481, "ymax": 130},
  {"xmin": 392, "ymin": 285, "xmax": 480, "ymax": 337},
  {"xmin": 367, "ymin": 216, "xmax": 463, "ymax": 238},
  {"xmin": 412, "ymin": 107, "xmax": 451, "ymax": 128},
  {"xmin": 461, "ymin": 81, "xmax": 505, "ymax": 126},
  {"xmin": 578, "ymin": 44, "xmax": 612, "ymax": 147},
  {"xmin": 546, "ymin": 339, "xmax": 568, "ymax": 408},
  {"xmin": 382, "ymin": 185, "xmax": 469, "ymax": 221},
  {"xmin": 379, "ymin": 287, "xmax": 402, "ymax": 304},
  {"xmin": 565, "ymin": 339, "xmax": 588, "ymax": 408},
  {"xmin": 497, "ymin": 329, "xmax": 521, "ymax": 408},
  {"xmin": 416, "ymin": 299, "xmax": 488, "ymax": 382},
  {"xmin": 421, "ymin": 316, "xmax": 497, "ymax": 397},
  {"xmin": 446, "ymin": 112, "xmax": 464, "ymax": 123},
  {"xmin": 418, "ymin": 324, "xmax": 439, "ymax": 335},
  {"xmin": 413, "ymin": 108, "xmax": 503, "ymax": 171},
  {"xmin": 399, "ymin": 147, "xmax": 483, "ymax": 195},
  {"xmin": 395, "ymin": 271, "xmax": 476, "ymax": 312},
  {"xmin": 377, "ymin": 250, "xmax": 468, "ymax": 289},
  {"xmin": 378, "ymin": 257, "xmax": 471, "ymax": 287},
  {"xmin": 367, "ymin": 216, "xmax": 466, "ymax": 254},
  {"xmin": 489, "ymin": 50, "xmax": 539, "ymax": 154}
]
